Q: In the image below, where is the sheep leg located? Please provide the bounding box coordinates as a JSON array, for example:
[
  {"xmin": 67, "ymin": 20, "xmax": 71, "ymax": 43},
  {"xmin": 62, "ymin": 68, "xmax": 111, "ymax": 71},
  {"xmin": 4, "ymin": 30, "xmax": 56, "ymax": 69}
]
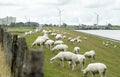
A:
[
  {"xmin": 72, "ymin": 62, "xmax": 76, "ymax": 70},
  {"xmin": 100, "ymin": 73, "xmax": 103, "ymax": 77},
  {"xmin": 81, "ymin": 62, "xmax": 84, "ymax": 70},
  {"xmin": 93, "ymin": 55, "xmax": 95, "ymax": 61},
  {"xmin": 92, "ymin": 72, "xmax": 95, "ymax": 77},
  {"xmin": 103, "ymin": 71, "xmax": 106, "ymax": 77},
  {"xmin": 61, "ymin": 59, "xmax": 64, "ymax": 67}
]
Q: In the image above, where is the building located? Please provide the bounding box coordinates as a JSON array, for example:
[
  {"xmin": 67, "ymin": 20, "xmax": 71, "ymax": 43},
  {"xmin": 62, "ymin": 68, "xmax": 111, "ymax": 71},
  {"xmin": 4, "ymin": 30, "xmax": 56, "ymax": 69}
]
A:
[{"xmin": 0, "ymin": 16, "xmax": 16, "ymax": 25}]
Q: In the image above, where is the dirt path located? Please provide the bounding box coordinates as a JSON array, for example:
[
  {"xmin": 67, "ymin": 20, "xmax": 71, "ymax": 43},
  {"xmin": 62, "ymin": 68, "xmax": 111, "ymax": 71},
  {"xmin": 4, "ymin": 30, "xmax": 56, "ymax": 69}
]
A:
[{"xmin": 0, "ymin": 44, "xmax": 11, "ymax": 77}]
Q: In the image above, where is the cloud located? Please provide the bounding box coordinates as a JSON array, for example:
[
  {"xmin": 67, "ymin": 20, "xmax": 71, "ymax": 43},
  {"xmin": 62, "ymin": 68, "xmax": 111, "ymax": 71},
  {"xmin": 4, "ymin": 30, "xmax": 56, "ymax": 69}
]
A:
[
  {"xmin": 0, "ymin": 0, "xmax": 120, "ymax": 25},
  {"xmin": 0, "ymin": 3, "xmax": 17, "ymax": 6},
  {"xmin": 81, "ymin": 0, "xmax": 114, "ymax": 8}
]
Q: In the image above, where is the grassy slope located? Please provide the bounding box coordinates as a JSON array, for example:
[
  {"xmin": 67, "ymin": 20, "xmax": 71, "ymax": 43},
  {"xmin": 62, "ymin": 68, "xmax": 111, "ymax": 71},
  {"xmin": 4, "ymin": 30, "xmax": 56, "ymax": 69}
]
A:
[
  {"xmin": 22, "ymin": 27, "xmax": 120, "ymax": 77},
  {"xmin": 0, "ymin": 44, "xmax": 11, "ymax": 77}
]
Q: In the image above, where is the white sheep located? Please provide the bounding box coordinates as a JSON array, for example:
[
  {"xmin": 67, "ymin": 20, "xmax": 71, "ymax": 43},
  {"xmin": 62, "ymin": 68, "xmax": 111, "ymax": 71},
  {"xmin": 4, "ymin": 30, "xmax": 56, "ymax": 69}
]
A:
[
  {"xmin": 69, "ymin": 54, "xmax": 86, "ymax": 70},
  {"xmin": 50, "ymin": 51, "xmax": 78, "ymax": 70},
  {"xmin": 52, "ymin": 44, "xmax": 68, "ymax": 53},
  {"xmin": 31, "ymin": 35, "xmax": 49, "ymax": 49},
  {"xmin": 82, "ymin": 63, "xmax": 107, "ymax": 77},
  {"xmin": 62, "ymin": 35, "xmax": 66, "ymax": 39},
  {"xmin": 68, "ymin": 37, "xmax": 72, "ymax": 41},
  {"xmin": 84, "ymin": 50, "xmax": 95, "ymax": 61},
  {"xmin": 70, "ymin": 38, "xmax": 77, "ymax": 44},
  {"xmin": 73, "ymin": 47, "xmax": 80, "ymax": 54},
  {"xmin": 83, "ymin": 37, "xmax": 87, "ymax": 40},
  {"xmin": 55, "ymin": 34, "xmax": 63, "ymax": 40},
  {"xmin": 113, "ymin": 45, "xmax": 117, "ymax": 48},
  {"xmin": 25, "ymin": 31, "xmax": 33, "ymax": 35},
  {"xmin": 76, "ymin": 39, "xmax": 82, "ymax": 43},
  {"xmin": 44, "ymin": 39, "xmax": 54, "ymax": 50},
  {"xmin": 51, "ymin": 32, "xmax": 57, "ymax": 36},
  {"xmin": 54, "ymin": 40, "xmax": 64, "ymax": 45}
]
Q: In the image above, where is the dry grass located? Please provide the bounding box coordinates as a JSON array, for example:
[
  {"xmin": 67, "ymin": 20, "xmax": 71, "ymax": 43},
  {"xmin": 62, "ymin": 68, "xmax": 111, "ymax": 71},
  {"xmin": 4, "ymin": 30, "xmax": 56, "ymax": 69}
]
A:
[{"xmin": 0, "ymin": 44, "xmax": 11, "ymax": 77}]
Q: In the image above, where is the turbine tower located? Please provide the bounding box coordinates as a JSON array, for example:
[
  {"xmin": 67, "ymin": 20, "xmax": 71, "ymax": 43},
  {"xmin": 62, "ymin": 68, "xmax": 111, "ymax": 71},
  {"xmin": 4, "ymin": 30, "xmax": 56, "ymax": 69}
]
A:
[
  {"xmin": 95, "ymin": 13, "xmax": 99, "ymax": 26},
  {"xmin": 57, "ymin": 8, "xmax": 62, "ymax": 27}
]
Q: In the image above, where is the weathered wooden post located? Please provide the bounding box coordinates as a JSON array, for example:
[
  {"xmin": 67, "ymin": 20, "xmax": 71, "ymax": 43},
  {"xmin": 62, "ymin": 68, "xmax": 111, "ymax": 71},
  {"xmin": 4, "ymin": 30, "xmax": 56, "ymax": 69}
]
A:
[
  {"xmin": 23, "ymin": 50, "xmax": 44, "ymax": 77},
  {"xmin": 0, "ymin": 27, "xmax": 4, "ymax": 46},
  {"xmin": 3, "ymin": 31, "xmax": 12, "ymax": 66},
  {"xmin": 15, "ymin": 37, "xmax": 28, "ymax": 77},
  {"xmin": 11, "ymin": 35, "xmax": 18, "ymax": 77}
]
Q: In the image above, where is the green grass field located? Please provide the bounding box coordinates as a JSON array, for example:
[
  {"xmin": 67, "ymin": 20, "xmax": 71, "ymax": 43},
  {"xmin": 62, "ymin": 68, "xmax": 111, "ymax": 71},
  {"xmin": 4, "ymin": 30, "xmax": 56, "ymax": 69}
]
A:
[
  {"xmin": 6, "ymin": 27, "xmax": 35, "ymax": 35},
  {"xmin": 8, "ymin": 27, "xmax": 120, "ymax": 77}
]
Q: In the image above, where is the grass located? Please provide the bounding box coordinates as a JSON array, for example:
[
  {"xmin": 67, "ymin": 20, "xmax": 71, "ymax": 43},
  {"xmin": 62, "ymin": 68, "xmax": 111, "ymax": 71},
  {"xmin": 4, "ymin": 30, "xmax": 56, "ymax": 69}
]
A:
[
  {"xmin": 5, "ymin": 26, "xmax": 120, "ymax": 77},
  {"xmin": 0, "ymin": 44, "xmax": 11, "ymax": 77},
  {"xmin": 6, "ymin": 27, "xmax": 35, "ymax": 35}
]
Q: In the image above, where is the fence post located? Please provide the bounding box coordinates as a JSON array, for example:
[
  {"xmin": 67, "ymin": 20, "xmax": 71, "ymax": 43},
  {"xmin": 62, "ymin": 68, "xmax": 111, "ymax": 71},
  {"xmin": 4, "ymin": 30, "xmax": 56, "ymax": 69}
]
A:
[
  {"xmin": 3, "ymin": 31, "xmax": 12, "ymax": 66},
  {"xmin": 0, "ymin": 28, "xmax": 4, "ymax": 47},
  {"xmin": 15, "ymin": 37, "xmax": 28, "ymax": 77},
  {"xmin": 11, "ymin": 35, "xmax": 18, "ymax": 77},
  {"xmin": 23, "ymin": 50, "xmax": 44, "ymax": 77}
]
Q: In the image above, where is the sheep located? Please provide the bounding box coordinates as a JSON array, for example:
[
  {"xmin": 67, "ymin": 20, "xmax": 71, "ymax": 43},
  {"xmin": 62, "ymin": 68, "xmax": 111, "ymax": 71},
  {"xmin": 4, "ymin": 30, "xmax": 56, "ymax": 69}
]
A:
[
  {"xmin": 25, "ymin": 31, "xmax": 33, "ymax": 35},
  {"xmin": 50, "ymin": 33, "xmax": 56, "ymax": 37},
  {"xmin": 44, "ymin": 39, "xmax": 54, "ymax": 50},
  {"xmin": 52, "ymin": 44, "xmax": 68, "ymax": 53},
  {"xmin": 69, "ymin": 54, "xmax": 86, "ymax": 70},
  {"xmin": 54, "ymin": 40, "xmax": 64, "ymax": 45},
  {"xmin": 42, "ymin": 30, "xmax": 48, "ymax": 34},
  {"xmin": 76, "ymin": 39, "xmax": 82, "ymax": 43},
  {"xmin": 70, "ymin": 38, "xmax": 77, "ymax": 44},
  {"xmin": 82, "ymin": 63, "xmax": 107, "ymax": 77},
  {"xmin": 50, "ymin": 51, "xmax": 78, "ymax": 70},
  {"xmin": 84, "ymin": 50, "xmax": 95, "ymax": 62},
  {"xmin": 31, "ymin": 35, "xmax": 49, "ymax": 49},
  {"xmin": 102, "ymin": 41, "xmax": 109, "ymax": 47},
  {"xmin": 113, "ymin": 45, "xmax": 117, "ymax": 48},
  {"xmin": 55, "ymin": 34, "xmax": 63, "ymax": 40},
  {"xmin": 73, "ymin": 47, "xmax": 80, "ymax": 54},
  {"xmin": 62, "ymin": 35, "xmax": 66, "ymax": 39},
  {"xmin": 83, "ymin": 37, "xmax": 87, "ymax": 40},
  {"xmin": 68, "ymin": 37, "xmax": 72, "ymax": 41}
]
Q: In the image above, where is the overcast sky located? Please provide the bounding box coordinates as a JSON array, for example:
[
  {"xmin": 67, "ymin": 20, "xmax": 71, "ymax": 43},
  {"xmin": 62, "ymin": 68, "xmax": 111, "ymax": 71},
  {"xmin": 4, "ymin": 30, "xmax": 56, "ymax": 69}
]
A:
[{"xmin": 0, "ymin": 0, "xmax": 120, "ymax": 25}]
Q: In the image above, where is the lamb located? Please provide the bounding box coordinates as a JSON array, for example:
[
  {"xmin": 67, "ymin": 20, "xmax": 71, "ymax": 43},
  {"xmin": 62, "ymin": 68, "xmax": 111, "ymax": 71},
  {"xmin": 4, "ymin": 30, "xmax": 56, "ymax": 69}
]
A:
[
  {"xmin": 82, "ymin": 63, "xmax": 107, "ymax": 77},
  {"xmin": 44, "ymin": 39, "xmax": 54, "ymax": 50},
  {"xmin": 84, "ymin": 50, "xmax": 95, "ymax": 61},
  {"xmin": 52, "ymin": 44, "xmax": 68, "ymax": 53},
  {"xmin": 50, "ymin": 51, "xmax": 78, "ymax": 70},
  {"xmin": 73, "ymin": 47, "xmax": 80, "ymax": 54}
]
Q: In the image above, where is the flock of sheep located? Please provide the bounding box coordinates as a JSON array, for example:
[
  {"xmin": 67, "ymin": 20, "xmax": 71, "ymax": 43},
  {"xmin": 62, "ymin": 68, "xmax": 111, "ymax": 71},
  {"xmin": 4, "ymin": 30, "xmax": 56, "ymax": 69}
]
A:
[{"xmin": 25, "ymin": 28, "xmax": 107, "ymax": 77}]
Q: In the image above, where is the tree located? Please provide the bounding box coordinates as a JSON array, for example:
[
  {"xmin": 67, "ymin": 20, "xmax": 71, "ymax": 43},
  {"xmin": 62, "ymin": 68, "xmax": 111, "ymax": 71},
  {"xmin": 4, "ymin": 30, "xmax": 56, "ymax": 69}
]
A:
[
  {"xmin": 62, "ymin": 22, "xmax": 67, "ymax": 28},
  {"xmin": 108, "ymin": 23, "xmax": 112, "ymax": 27}
]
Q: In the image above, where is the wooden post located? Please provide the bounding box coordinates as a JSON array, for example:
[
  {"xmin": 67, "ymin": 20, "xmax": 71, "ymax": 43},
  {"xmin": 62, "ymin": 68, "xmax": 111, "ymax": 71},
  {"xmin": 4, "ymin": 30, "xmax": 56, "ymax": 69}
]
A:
[
  {"xmin": 23, "ymin": 50, "xmax": 44, "ymax": 77},
  {"xmin": 3, "ymin": 32, "xmax": 12, "ymax": 66},
  {"xmin": 0, "ymin": 28, "xmax": 4, "ymax": 47},
  {"xmin": 11, "ymin": 35, "xmax": 18, "ymax": 77},
  {"xmin": 15, "ymin": 37, "xmax": 28, "ymax": 77}
]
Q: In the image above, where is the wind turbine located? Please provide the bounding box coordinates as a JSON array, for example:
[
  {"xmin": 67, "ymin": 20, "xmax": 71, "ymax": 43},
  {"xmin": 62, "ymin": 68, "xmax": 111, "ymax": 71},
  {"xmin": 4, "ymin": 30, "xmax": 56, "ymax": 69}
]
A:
[{"xmin": 57, "ymin": 7, "xmax": 62, "ymax": 27}]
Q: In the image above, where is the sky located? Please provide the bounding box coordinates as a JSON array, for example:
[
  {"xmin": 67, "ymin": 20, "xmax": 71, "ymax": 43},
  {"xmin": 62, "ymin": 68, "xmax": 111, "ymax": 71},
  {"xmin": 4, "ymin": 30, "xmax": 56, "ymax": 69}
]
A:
[{"xmin": 0, "ymin": 0, "xmax": 120, "ymax": 25}]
